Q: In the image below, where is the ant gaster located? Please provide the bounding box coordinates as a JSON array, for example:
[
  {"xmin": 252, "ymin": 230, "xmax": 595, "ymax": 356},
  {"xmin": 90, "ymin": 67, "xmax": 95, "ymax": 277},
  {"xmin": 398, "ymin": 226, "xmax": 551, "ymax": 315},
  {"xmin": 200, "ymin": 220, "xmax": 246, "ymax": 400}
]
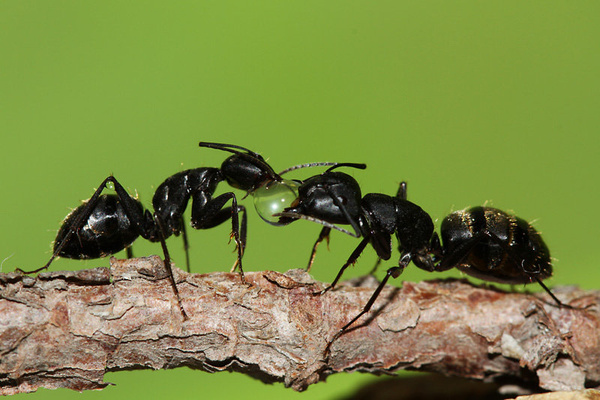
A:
[{"xmin": 24, "ymin": 142, "xmax": 290, "ymax": 319}]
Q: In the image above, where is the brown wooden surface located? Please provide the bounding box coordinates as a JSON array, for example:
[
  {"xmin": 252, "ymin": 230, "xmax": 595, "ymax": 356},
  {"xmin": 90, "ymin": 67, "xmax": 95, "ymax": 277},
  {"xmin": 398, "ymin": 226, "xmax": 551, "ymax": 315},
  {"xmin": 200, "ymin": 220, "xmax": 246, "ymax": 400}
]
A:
[{"xmin": 1, "ymin": 256, "xmax": 598, "ymax": 395}]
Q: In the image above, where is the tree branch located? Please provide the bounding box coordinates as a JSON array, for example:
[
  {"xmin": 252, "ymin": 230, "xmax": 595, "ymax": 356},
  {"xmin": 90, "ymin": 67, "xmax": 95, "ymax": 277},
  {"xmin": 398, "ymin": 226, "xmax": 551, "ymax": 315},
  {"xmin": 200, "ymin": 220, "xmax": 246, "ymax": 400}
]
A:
[{"xmin": 1, "ymin": 256, "xmax": 599, "ymax": 395}]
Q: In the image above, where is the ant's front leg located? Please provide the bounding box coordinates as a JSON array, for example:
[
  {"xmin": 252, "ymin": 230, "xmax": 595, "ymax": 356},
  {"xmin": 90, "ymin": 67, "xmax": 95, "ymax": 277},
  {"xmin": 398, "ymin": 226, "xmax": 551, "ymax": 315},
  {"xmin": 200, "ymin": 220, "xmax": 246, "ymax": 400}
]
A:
[
  {"xmin": 306, "ymin": 226, "xmax": 331, "ymax": 272},
  {"xmin": 190, "ymin": 192, "xmax": 247, "ymax": 282},
  {"xmin": 366, "ymin": 182, "xmax": 408, "ymax": 275}
]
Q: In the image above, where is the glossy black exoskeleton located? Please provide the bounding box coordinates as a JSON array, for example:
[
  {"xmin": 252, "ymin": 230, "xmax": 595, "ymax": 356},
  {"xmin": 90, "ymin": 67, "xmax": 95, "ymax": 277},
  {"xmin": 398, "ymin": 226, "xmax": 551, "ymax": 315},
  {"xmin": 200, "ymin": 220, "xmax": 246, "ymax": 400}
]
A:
[
  {"xmin": 24, "ymin": 142, "xmax": 289, "ymax": 319},
  {"xmin": 433, "ymin": 206, "xmax": 553, "ymax": 286}
]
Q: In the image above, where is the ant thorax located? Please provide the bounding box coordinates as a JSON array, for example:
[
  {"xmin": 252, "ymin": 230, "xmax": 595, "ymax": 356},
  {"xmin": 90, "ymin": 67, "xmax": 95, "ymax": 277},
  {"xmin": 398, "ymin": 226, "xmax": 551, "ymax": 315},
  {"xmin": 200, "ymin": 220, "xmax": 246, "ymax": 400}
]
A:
[{"xmin": 253, "ymin": 179, "xmax": 300, "ymax": 226}]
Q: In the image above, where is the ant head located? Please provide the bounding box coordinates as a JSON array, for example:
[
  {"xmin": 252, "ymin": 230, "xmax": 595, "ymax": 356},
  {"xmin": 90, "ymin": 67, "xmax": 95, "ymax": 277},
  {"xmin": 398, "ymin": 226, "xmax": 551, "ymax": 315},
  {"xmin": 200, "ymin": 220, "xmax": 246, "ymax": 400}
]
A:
[
  {"xmin": 220, "ymin": 153, "xmax": 278, "ymax": 191},
  {"xmin": 199, "ymin": 142, "xmax": 282, "ymax": 192},
  {"xmin": 277, "ymin": 172, "xmax": 363, "ymax": 226}
]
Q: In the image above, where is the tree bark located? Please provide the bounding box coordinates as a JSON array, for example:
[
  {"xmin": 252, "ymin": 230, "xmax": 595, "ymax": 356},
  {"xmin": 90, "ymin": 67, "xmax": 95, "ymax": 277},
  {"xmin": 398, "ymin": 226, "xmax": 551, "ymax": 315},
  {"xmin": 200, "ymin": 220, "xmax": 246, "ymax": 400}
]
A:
[{"xmin": 1, "ymin": 256, "xmax": 599, "ymax": 396}]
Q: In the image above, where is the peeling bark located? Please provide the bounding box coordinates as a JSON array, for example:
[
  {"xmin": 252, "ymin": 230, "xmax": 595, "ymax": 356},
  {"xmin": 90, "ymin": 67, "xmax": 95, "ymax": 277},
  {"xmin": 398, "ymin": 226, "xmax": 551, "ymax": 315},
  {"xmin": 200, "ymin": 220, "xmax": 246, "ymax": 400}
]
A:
[{"xmin": 1, "ymin": 256, "xmax": 599, "ymax": 395}]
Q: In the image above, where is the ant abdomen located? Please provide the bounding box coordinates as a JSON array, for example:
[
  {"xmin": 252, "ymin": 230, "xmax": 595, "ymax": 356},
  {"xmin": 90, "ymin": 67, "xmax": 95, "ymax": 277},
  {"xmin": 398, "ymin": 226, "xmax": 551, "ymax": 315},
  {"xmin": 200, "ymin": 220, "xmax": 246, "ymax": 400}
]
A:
[
  {"xmin": 55, "ymin": 194, "xmax": 142, "ymax": 259},
  {"xmin": 438, "ymin": 206, "xmax": 552, "ymax": 285}
]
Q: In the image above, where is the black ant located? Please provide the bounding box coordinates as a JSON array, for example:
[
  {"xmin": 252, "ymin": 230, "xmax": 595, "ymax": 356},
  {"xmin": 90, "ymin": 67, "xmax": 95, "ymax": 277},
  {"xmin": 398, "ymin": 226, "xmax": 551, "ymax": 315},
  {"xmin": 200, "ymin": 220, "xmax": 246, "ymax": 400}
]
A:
[
  {"xmin": 21, "ymin": 142, "xmax": 298, "ymax": 319},
  {"xmin": 276, "ymin": 176, "xmax": 568, "ymax": 352}
]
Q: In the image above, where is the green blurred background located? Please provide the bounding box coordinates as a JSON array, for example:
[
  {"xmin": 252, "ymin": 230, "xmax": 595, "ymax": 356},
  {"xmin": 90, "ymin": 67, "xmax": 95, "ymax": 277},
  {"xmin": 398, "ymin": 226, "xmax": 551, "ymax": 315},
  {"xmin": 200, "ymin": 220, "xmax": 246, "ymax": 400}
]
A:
[{"xmin": 1, "ymin": 1, "xmax": 599, "ymax": 399}]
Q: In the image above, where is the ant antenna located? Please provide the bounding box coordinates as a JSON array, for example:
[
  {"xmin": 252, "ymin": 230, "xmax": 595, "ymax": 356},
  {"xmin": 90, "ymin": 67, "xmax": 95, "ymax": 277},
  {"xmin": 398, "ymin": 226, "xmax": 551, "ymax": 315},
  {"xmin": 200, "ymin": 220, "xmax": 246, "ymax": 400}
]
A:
[
  {"xmin": 325, "ymin": 163, "xmax": 367, "ymax": 173},
  {"xmin": 278, "ymin": 162, "xmax": 367, "ymax": 176},
  {"xmin": 199, "ymin": 142, "xmax": 260, "ymax": 157}
]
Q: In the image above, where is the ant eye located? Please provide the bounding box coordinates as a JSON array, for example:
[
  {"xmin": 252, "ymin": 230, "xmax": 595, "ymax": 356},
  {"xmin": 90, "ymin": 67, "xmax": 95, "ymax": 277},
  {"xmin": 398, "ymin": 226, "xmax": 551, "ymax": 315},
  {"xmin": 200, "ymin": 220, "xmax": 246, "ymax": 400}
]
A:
[{"xmin": 253, "ymin": 179, "xmax": 300, "ymax": 226}]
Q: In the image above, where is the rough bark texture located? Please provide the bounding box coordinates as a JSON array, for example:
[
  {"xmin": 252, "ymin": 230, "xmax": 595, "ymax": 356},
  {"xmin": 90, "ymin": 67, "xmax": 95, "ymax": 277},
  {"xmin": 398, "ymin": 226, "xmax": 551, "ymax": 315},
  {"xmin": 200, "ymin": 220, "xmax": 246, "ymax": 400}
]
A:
[{"xmin": 1, "ymin": 256, "xmax": 599, "ymax": 396}]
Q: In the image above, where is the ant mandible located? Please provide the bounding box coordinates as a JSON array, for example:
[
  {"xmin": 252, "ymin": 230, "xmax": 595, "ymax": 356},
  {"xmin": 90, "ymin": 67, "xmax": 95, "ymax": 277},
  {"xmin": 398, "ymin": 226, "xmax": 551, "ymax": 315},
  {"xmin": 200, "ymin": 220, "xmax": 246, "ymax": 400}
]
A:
[{"xmin": 22, "ymin": 142, "xmax": 296, "ymax": 319}]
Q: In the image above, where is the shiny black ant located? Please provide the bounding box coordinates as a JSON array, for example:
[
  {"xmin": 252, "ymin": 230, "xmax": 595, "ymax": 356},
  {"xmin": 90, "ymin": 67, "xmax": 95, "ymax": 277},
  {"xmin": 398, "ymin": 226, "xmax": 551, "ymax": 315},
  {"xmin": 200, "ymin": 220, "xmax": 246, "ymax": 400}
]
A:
[
  {"xmin": 22, "ymin": 142, "xmax": 298, "ymax": 319},
  {"xmin": 276, "ymin": 175, "xmax": 567, "ymax": 351}
]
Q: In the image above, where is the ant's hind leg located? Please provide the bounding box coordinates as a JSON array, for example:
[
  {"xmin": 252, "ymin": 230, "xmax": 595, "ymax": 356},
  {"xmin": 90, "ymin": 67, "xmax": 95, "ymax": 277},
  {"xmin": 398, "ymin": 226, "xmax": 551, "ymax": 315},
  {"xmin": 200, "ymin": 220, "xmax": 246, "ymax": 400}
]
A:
[{"xmin": 154, "ymin": 215, "xmax": 188, "ymax": 320}]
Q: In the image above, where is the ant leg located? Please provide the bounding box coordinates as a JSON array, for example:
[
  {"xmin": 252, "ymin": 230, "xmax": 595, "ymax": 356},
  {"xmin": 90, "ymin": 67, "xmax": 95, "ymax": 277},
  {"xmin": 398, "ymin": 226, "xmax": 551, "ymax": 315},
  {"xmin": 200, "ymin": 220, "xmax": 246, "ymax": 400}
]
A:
[
  {"xmin": 155, "ymin": 215, "xmax": 188, "ymax": 320},
  {"xmin": 190, "ymin": 192, "xmax": 246, "ymax": 283},
  {"xmin": 429, "ymin": 233, "xmax": 444, "ymax": 265},
  {"xmin": 317, "ymin": 237, "xmax": 370, "ymax": 295},
  {"xmin": 126, "ymin": 247, "xmax": 134, "ymax": 259},
  {"xmin": 534, "ymin": 277, "xmax": 573, "ymax": 309},
  {"xmin": 368, "ymin": 257, "xmax": 382, "ymax": 275},
  {"xmin": 324, "ymin": 265, "xmax": 405, "ymax": 358},
  {"xmin": 230, "ymin": 206, "xmax": 247, "ymax": 274},
  {"xmin": 180, "ymin": 217, "xmax": 190, "ymax": 272},
  {"xmin": 434, "ymin": 235, "xmax": 479, "ymax": 272},
  {"xmin": 306, "ymin": 227, "xmax": 331, "ymax": 272},
  {"xmin": 107, "ymin": 181, "xmax": 185, "ymax": 317},
  {"xmin": 239, "ymin": 205, "xmax": 247, "ymax": 256},
  {"xmin": 229, "ymin": 199, "xmax": 244, "ymax": 279}
]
